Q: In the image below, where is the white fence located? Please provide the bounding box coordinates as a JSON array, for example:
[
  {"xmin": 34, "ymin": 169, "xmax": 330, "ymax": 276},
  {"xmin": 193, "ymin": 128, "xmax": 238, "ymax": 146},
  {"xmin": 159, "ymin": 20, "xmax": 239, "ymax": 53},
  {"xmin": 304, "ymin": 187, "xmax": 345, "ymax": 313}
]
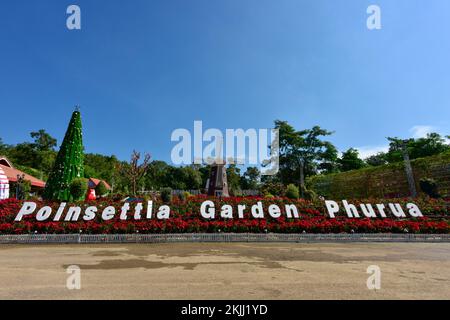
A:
[{"xmin": 0, "ymin": 233, "xmax": 449, "ymax": 244}]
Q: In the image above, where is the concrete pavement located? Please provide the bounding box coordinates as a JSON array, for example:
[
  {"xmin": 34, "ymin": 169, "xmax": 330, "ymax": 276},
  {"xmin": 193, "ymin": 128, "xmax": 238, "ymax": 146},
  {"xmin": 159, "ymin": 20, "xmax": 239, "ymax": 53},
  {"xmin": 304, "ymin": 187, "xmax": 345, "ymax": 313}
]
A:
[{"xmin": 0, "ymin": 243, "xmax": 449, "ymax": 299}]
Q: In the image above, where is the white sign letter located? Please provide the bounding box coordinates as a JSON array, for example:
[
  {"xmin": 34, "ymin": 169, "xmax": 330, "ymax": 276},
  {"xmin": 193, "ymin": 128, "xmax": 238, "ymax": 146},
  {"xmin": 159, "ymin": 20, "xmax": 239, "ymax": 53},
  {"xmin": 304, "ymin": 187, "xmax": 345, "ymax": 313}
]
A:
[{"xmin": 15, "ymin": 202, "xmax": 37, "ymax": 221}]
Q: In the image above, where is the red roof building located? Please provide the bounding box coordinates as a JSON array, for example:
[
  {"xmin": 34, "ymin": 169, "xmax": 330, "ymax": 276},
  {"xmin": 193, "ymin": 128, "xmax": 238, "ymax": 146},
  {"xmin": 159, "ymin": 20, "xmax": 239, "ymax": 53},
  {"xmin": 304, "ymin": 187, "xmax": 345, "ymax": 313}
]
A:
[
  {"xmin": 0, "ymin": 156, "xmax": 46, "ymax": 189},
  {"xmin": 88, "ymin": 178, "xmax": 112, "ymax": 191}
]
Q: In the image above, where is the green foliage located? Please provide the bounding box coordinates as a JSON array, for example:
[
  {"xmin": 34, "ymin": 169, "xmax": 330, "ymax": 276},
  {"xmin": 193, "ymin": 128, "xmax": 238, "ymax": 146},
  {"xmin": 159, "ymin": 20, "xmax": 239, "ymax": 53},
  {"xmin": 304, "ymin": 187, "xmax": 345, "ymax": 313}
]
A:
[
  {"xmin": 44, "ymin": 111, "xmax": 84, "ymax": 201},
  {"xmin": 0, "ymin": 137, "xmax": 8, "ymax": 155},
  {"xmin": 365, "ymin": 152, "xmax": 388, "ymax": 166},
  {"xmin": 286, "ymin": 184, "xmax": 300, "ymax": 199},
  {"xmin": 419, "ymin": 178, "xmax": 440, "ymax": 198},
  {"xmin": 4, "ymin": 131, "xmax": 57, "ymax": 177},
  {"xmin": 339, "ymin": 148, "xmax": 366, "ymax": 172},
  {"xmin": 301, "ymin": 186, "xmax": 318, "ymax": 201},
  {"xmin": 241, "ymin": 167, "xmax": 260, "ymax": 189},
  {"xmin": 143, "ymin": 162, "xmax": 203, "ymax": 191},
  {"xmin": 274, "ymin": 120, "xmax": 338, "ymax": 185},
  {"xmin": 226, "ymin": 164, "xmax": 241, "ymax": 194},
  {"xmin": 3, "ymin": 120, "xmax": 449, "ymax": 199},
  {"xmin": 160, "ymin": 187, "xmax": 172, "ymax": 203},
  {"xmin": 178, "ymin": 191, "xmax": 191, "ymax": 201},
  {"xmin": 95, "ymin": 181, "xmax": 109, "ymax": 197},
  {"xmin": 14, "ymin": 165, "xmax": 45, "ymax": 181},
  {"xmin": 260, "ymin": 181, "xmax": 286, "ymax": 197},
  {"xmin": 69, "ymin": 178, "xmax": 88, "ymax": 201},
  {"xmin": 30, "ymin": 129, "xmax": 57, "ymax": 151},
  {"xmin": 19, "ymin": 180, "xmax": 32, "ymax": 200},
  {"xmin": 307, "ymin": 151, "xmax": 450, "ymax": 199},
  {"xmin": 231, "ymin": 188, "xmax": 243, "ymax": 197},
  {"xmin": 84, "ymin": 154, "xmax": 119, "ymax": 182},
  {"xmin": 386, "ymin": 133, "xmax": 450, "ymax": 163}
]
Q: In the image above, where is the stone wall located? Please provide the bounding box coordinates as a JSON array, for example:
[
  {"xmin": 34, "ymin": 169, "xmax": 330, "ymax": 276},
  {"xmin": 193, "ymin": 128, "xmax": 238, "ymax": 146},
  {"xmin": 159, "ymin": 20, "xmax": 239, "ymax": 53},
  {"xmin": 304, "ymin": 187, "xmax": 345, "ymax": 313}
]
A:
[{"xmin": 307, "ymin": 151, "xmax": 450, "ymax": 199}]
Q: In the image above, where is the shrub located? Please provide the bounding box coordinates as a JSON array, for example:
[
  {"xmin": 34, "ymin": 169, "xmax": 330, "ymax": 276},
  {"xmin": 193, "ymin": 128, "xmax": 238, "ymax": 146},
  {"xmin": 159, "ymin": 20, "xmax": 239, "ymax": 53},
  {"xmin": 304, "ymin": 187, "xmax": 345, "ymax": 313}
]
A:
[
  {"xmin": 301, "ymin": 186, "xmax": 318, "ymax": 201},
  {"xmin": 21, "ymin": 180, "xmax": 31, "ymax": 200},
  {"xmin": 95, "ymin": 181, "xmax": 109, "ymax": 197},
  {"xmin": 69, "ymin": 178, "xmax": 88, "ymax": 201},
  {"xmin": 178, "ymin": 191, "xmax": 191, "ymax": 202},
  {"xmin": 160, "ymin": 188, "xmax": 172, "ymax": 203},
  {"xmin": 231, "ymin": 188, "xmax": 243, "ymax": 197},
  {"xmin": 260, "ymin": 182, "xmax": 286, "ymax": 197},
  {"xmin": 420, "ymin": 178, "xmax": 440, "ymax": 198},
  {"xmin": 286, "ymin": 184, "xmax": 299, "ymax": 199}
]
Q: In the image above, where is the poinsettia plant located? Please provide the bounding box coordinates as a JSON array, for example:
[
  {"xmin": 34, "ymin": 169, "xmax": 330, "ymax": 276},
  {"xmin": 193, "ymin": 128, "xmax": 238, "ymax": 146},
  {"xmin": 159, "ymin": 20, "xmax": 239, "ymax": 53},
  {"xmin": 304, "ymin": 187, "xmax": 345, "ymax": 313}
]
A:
[{"xmin": 0, "ymin": 196, "xmax": 448, "ymax": 234}]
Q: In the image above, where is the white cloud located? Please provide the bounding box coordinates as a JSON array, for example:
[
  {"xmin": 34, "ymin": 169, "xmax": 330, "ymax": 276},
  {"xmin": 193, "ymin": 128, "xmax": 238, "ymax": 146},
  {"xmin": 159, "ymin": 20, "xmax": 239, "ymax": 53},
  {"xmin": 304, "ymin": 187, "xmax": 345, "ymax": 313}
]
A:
[
  {"xmin": 355, "ymin": 145, "xmax": 389, "ymax": 159},
  {"xmin": 409, "ymin": 125, "xmax": 437, "ymax": 139}
]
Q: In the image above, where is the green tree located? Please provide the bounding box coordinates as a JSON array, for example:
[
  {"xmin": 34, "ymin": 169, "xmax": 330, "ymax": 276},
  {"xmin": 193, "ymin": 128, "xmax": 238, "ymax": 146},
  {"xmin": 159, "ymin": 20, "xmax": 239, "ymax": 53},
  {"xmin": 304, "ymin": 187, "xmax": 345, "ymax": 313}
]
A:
[
  {"xmin": 338, "ymin": 148, "xmax": 366, "ymax": 171},
  {"xmin": 0, "ymin": 137, "xmax": 9, "ymax": 155},
  {"xmin": 2, "ymin": 131, "xmax": 57, "ymax": 179},
  {"xmin": 43, "ymin": 110, "xmax": 84, "ymax": 201},
  {"xmin": 365, "ymin": 152, "xmax": 388, "ymax": 166},
  {"xmin": 8, "ymin": 142, "xmax": 38, "ymax": 168},
  {"xmin": 197, "ymin": 165, "xmax": 211, "ymax": 190},
  {"xmin": 274, "ymin": 120, "xmax": 338, "ymax": 193},
  {"xmin": 161, "ymin": 166, "xmax": 202, "ymax": 190},
  {"xmin": 385, "ymin": 133, "xmax": 450, "ymax": 163},
  {"xmin": 95, "ymin": 181, "xmax": 109, "ymax": 197},
  {"xmin": 285, "ymin": 184, "xmax": 299, "ymax": 199},
  {"xmin": 69, "ymin": 178, "xmax": 88, "ymax": 201},
  {"xmin": 226, "ymin": 164, "xmax": 242, "ymax": 195},
  {"xmin": 145, "ymin": 160, "xmax": 170, "ymax": 190},
  {"xmin": 30, "ymin": 129, "xmax": 57, "ymax": 151},
  {"xmin": 241, "ymin": 167, "xmax": 260, "ymax": 189},
  {"xmin": 181, "ymin": 166, "xmax": 203, "ymax": 189},
  {"xmin": 160, "ymin": 187, "xmax": 172, "ymax": 203},
  {"xmin": 260, "ymin": 180, "xmax": 286, "ymax": 197},
  {"xmin": 84, "ymin": 153, "xmax": 118, "ymax": 183}
]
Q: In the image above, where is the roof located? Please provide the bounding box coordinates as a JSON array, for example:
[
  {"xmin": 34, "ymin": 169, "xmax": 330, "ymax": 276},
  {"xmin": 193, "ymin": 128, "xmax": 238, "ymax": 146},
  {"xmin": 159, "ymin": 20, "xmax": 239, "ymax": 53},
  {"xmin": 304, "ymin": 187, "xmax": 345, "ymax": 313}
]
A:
[
  {"xmin": 0, "ymin": 164, "xmax": 46, "ymax": 188},
  {"xmin": 89, "ymin": 178, "xmax": 112, "ymax": 190},
  {"xmin": 0, "ymin": 156, "xmax": 13, "ymax": 168}
]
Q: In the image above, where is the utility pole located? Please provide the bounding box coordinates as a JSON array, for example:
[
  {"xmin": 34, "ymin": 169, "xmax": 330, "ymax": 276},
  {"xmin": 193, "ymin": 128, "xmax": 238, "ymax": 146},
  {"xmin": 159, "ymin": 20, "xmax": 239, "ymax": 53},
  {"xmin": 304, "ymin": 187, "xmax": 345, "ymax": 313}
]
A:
[{"xmin": 401, "ymin": 140, "xmax": 417, "ymax": 198}]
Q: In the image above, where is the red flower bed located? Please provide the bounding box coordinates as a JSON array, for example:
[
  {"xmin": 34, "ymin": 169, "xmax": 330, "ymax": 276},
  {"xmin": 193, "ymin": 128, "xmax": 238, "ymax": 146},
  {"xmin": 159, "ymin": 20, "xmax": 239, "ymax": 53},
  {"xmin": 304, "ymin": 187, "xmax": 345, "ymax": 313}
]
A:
[{"xmin": 0, "ymin": 196, "xmax": 449, "ymax": 234}]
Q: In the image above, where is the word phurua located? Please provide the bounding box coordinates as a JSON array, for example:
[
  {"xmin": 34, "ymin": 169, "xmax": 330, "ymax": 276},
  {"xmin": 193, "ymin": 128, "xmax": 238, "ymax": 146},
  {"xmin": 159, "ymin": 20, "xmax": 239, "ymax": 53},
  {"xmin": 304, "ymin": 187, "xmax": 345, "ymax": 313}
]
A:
[{"xmin": 14, "ymin": 200, "xmax": 423, "ymax": 222}]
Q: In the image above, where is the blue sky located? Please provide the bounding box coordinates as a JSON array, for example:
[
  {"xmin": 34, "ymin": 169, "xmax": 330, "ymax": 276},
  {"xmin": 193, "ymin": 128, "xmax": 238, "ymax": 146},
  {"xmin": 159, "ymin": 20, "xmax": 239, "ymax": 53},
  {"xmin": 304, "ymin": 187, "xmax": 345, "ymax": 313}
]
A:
[{"xmin": 1, "ymin": 0, "xmax": 449, "ymax": 163}]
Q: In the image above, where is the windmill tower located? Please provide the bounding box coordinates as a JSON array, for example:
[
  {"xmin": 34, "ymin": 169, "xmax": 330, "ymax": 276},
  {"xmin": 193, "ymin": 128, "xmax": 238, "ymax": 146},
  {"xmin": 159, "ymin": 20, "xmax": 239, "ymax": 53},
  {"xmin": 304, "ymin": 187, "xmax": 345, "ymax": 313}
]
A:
[{"xmin": 206, "ymin": 161, "xmax": 229, "ymax": 197}]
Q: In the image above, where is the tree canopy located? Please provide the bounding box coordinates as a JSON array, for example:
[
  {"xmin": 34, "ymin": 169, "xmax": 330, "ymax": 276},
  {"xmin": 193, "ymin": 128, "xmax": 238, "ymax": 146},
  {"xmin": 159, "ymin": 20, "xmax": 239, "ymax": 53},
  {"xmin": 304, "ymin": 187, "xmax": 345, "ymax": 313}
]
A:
[
  {"xmin": 1, "ymin": 121, "xmax": 448, "ymax": 197},
  {"xmin": 338, "ymin": 148, "xmax": 366, "ymax": 172}
]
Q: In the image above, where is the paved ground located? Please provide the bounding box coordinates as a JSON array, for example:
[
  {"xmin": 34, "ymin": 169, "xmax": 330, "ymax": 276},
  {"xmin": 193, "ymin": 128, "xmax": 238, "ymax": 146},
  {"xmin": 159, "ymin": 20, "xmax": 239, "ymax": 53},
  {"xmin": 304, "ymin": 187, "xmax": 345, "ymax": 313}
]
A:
[{"xmin": 0, "ymin": 243, "xmax": 449, "ymax": 299}]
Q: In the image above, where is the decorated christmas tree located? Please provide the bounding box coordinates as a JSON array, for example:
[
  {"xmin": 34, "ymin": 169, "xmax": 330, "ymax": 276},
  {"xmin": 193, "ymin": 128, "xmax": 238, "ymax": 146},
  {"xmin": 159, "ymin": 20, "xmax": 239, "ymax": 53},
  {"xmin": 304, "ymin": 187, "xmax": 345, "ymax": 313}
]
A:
[{"xmin": 43, "ymin": 109, "xmax": 85, "ymax": 201}]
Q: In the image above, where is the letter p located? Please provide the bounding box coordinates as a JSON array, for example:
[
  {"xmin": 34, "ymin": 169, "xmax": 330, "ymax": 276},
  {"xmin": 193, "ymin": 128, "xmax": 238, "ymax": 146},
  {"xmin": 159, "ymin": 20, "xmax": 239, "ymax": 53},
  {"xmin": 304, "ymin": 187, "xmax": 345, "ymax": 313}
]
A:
[
  {"xmin": 15, "ymin": 202, "xmax": 37, "ymax": 221},
  {"xmin": 325, "ymin": 200, "xmax": 339, "ymax": 218}
]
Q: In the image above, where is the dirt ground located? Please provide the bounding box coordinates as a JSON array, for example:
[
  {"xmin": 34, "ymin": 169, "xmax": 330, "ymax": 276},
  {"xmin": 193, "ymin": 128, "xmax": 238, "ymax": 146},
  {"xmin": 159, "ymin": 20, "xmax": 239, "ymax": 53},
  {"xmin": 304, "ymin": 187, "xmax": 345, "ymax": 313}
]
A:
[{"xmin": 0, "ymin": 242, "xmax": 449, "ymax": 300}]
